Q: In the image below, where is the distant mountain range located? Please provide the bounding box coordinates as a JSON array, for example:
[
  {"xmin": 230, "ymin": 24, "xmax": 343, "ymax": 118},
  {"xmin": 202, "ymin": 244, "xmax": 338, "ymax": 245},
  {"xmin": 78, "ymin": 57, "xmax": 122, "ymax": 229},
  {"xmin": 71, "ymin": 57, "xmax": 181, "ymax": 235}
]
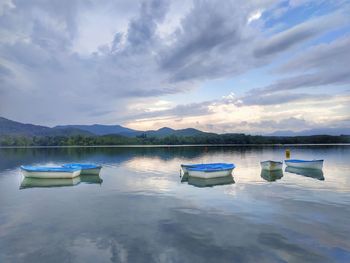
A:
[
  {"xmin": 267, "ymin": 128, "xmax": 350, "ymax": 136},
  {"xmin": 1, "ymin": 116, "xmax": 349, "ymax": 138},
  {"xmin": 0, "ymin": 117, "xmax": 208, "ymax": 137},
  {"xmin": 0, "ymin": 117, "xmax": 92, "ymax": 137}
]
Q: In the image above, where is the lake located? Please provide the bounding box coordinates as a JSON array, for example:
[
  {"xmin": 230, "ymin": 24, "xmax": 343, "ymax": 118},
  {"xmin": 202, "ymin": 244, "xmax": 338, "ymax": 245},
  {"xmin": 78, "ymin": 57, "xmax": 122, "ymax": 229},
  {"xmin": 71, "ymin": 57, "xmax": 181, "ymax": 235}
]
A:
[{"xmin": 0, "ymin": 145, "xmax": 349, "ymax": 263}]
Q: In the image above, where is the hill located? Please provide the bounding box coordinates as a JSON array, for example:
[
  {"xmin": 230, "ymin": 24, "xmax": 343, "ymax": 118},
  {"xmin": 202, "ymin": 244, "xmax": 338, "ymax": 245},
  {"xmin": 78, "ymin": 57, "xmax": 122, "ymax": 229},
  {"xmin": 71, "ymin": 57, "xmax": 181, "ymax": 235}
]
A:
[
  {"xmin": 55, "ymin": 124, "xmax": 140, "ymax": 136},
  {"xmin": 1, "ymin": 116, "xmax": 349, "ymax": 147},
  {"xmin": 268, "ymin": 128, "xmax": 350, "ymax": 136},
  {"xmin": 55, "ymin": 125, "xmax": 209, "ymax": 137},
  {"xmin": 0, "ymin": 117, "xmax": 91, "ymax": 137}
]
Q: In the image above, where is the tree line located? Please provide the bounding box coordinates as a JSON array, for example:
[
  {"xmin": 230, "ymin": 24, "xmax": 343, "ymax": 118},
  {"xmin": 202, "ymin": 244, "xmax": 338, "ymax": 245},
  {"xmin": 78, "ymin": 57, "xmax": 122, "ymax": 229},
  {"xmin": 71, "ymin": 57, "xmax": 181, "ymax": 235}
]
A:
[{"xmin": 0, "ymin": 133, "xmax": 349, "ymax": 146}]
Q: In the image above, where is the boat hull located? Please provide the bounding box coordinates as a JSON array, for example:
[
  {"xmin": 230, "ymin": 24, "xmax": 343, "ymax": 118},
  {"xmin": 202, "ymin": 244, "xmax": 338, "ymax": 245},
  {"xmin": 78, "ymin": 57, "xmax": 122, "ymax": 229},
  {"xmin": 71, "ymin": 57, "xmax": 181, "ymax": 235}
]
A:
[
  {"xmin": 181, "ymin": 165, "xmax": 190, "ymax": 174},
  {"xmin": 187, "ymin": 168, "xmax": 233, "ymax": 179},
  {"xmin": 21, "ymin": 169, "xmax": 81, "ymax": 179},
  {"xmin": 181, "ymin": 163, "xmax": 235, "ymax": 176},
  {"xmin": 285, "ymin": 160, "xmax": 323, "ymax": 170},
  {"xmin": 260, "ymin": 161, "xmax": 283, "ymax": 171},
  {"xmin": 63, "ymin": 164, "xmax": 102, "ymax": 175}
]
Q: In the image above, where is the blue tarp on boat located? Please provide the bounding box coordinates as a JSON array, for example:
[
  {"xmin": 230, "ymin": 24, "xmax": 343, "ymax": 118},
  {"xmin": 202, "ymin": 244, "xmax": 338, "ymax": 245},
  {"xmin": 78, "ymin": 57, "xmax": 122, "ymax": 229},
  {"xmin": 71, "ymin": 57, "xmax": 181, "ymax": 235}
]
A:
[
  {"xmin": 182, "ymin": 163, "xmax": 235, "ymax": 172},
  {"xmin": 63, "ymin": 163, "xmax": 101, "ymax": 169},
  {"xmin": 20, "ymin": 165, "xmax": 81, "ymax": 172}
]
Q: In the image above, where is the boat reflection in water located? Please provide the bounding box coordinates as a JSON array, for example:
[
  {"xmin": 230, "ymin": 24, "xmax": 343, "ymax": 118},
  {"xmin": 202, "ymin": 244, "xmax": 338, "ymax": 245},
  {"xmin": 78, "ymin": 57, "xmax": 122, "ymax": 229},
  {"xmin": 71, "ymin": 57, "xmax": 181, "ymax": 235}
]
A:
[
  {"xmin": 20, "ymin": 175, "xmax": 103, "ymax": 189},
  {"xmin": 285, "ymin": 166, "xmax": 325, "ymax": 181},
  {"xmin": 260, "ymin": 169, "xmax": 283, "ymax": 182},
  {"xmin": 181, "ymin": 173, "xmax": 235, "ymax": 188}
]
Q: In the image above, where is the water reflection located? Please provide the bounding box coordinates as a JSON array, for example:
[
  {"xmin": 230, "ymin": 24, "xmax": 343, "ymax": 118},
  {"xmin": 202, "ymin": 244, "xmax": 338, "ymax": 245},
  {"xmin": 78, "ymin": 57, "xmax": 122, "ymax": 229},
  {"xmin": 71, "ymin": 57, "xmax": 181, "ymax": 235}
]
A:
[
  {"xmin": 20, "ymin": 175, "xmax": 103, "ymax": 189},
  {"xmin": 260, "ymin": 169, "xmax": 283, "ymax": 182},
  {"xmin": 1, "ymin": 146, "xmax": 350, "ymax": 262},
  {"xmin": 285, "ymin": 166, "xmax": 325, "ymax": 181},
  {"xmin": 181, "ymin": 173, "xmax": 235, "ymax": 188}
]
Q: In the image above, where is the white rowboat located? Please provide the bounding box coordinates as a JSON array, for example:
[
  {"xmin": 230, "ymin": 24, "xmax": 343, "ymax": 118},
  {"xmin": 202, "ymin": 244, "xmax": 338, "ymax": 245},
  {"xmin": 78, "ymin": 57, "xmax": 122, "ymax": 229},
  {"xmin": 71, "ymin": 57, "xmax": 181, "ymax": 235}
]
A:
[
  {"xmin": 285, "ymin": 159, "xmax": 323, "ymax": 170},
  {"xmin": 20, "ymin": 166, "xmax": 81, "ymax": 179},
  {"xmin": 181, "ymin": 163, "xmax": 235, "ymax": 179},
  {"xmin": 260, "ymin": 160, "xmax": 283, "ymax": 171}
]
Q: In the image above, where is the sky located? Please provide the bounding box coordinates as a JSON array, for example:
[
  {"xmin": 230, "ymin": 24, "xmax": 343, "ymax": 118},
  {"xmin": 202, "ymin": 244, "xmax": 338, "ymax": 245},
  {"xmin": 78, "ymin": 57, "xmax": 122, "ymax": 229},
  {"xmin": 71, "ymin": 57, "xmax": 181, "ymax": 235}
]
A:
[{"xmin": 0, "ymin": 0, "xmax": 349, "ymax": 134}]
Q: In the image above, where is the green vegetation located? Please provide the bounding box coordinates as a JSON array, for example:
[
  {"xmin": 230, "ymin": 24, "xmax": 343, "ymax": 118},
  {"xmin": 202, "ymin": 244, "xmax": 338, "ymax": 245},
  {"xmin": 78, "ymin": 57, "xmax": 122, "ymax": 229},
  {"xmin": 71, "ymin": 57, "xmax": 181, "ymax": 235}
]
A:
[{"xmin": 0, "ymin": 133, "xmax": 349, "ymax": 147}]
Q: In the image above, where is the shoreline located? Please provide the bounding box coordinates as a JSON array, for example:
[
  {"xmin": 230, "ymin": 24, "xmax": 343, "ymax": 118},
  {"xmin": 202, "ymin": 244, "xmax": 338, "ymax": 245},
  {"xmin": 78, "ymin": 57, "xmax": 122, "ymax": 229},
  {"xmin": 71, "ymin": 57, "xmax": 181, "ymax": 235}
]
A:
[{"xmin": 1, "ymin": 143, "xmax": 350, "ymax": 149}]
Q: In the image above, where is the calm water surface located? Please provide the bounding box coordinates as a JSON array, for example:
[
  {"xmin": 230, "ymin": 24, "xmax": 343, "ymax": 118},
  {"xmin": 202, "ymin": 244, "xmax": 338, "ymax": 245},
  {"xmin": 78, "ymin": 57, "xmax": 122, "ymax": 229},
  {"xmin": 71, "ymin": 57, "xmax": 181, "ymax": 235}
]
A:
[{"xmin": 0, "ymin": 146, "xmax": 349, "ymax": 263}]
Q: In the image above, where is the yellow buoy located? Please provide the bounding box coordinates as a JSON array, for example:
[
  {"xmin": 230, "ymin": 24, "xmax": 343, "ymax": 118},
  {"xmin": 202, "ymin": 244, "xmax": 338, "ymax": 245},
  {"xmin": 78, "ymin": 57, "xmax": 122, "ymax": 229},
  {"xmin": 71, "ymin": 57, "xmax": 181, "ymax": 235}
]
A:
[{"xmin": 285, "ymin": 149, "xmax": 291, "ymax": 159}]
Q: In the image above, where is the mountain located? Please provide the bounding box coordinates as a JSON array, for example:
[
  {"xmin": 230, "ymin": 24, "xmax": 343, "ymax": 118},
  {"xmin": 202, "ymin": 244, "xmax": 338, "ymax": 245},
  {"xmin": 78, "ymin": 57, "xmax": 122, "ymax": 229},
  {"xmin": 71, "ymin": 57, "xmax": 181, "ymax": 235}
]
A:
[
  {"xmin": 0, "ymin": 117, "xmax": 92, "ymax": 137},
  {"xmin": 143, "ymin": 127, "xmax": 207, "ymax": 137},
  {"xmin": 54, "ymin": 125, "xmax": 208, "ymax": 137},
  {"xmin": 268, "ymin": 127, "xmax": 350, "ymax": 136},
  {"xmin": 1, "ymin": 117, "xmax": 205, "ymax": 138},
  {"xmin": 2, "ymin": 116, "xmax": 349, "ymax": 138},
  {"xmin": 55, "ymin": 124, "xmax": 141, "ymax": 136}
]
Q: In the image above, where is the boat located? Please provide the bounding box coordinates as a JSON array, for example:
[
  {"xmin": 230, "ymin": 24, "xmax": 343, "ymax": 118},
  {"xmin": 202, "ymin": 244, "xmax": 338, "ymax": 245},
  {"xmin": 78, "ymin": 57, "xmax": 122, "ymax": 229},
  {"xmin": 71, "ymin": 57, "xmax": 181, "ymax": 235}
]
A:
[
  {"xmin": 20, "ymin": 165, "xmax": 81, "ymax": 179},
  {"xmin": 181, "ymin": 163, "xmax": 235, "ymax": 179},
  {"xmin": 285, "ymin": 166, "xmax": 324, "ymax": 181},
  {"xmin": 260, "ymin": 160, "xmax": 283, "ymax": 171},
  {"xmin": 187, "ymin": 175, "xmax": 235, "ymax": 188},
  {"xmin": 260, "ymin": 169, "xmax": 283, "ymax": 182},
  {"xmin": 285, "ymin": 159, "xmax": 323, "ymax": 170},
  {"xmin": 62, "ymin": 163, "xmax": 102, "ymax": 175}
]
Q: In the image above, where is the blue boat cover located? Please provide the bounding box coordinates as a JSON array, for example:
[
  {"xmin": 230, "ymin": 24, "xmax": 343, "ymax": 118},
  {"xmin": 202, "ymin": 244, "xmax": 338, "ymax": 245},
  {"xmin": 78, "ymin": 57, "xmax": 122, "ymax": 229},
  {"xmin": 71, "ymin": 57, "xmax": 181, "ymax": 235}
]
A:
[
  {"xmin": 20, "ymin": 165, "xmax": 81, "ymax": 172},
  {"xmin": 182, "ymin": 163, "xmax": 235, "ymax": 172},
  {"xmin": 285, "ymin": 159, "xmax": 323, "ymax": 163},
  {"xmin": 63, "ymin": 163, "xmax": 102, "ymax": 169}
]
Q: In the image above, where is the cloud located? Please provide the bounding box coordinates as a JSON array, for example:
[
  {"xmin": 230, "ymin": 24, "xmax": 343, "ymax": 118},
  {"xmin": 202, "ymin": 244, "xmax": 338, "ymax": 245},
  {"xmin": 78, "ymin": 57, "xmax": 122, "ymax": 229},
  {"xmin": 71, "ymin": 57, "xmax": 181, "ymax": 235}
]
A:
[
  {"xmin": 241, "ymin": 92, "xmax": 331, "ymax": 106},
  {"xmin": 0, "ymin": 0, "xmax": 349, "ymax": 131},
  {"xmin": 253, "ymin": 11, "xmax": 348, "ymax": 57},
  {"xmin": 249, "ymin": 36, "xmax": 350, "ymax": 96},
  {"xmin": 276, "ymin": 36, "xmax": 350, "ymax": 73},
  {"xmin": 250, "ymin": 71, "xmax": 350, "ymax": 95},
  {"xmin": 125, "ymin": 92, "xmax": 350, "ymax": 133},
  {"xmin": 158, "ymin": 0, "xmax": 274, "ymax": 82}
]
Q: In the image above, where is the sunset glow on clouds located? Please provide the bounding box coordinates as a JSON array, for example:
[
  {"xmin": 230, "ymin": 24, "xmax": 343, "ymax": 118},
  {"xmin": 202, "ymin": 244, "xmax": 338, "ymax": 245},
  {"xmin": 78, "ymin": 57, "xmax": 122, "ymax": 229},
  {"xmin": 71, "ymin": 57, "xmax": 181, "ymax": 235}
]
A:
[{"xmin": 0, "ymin": 0, "xmax": 349, "ymax": 134}]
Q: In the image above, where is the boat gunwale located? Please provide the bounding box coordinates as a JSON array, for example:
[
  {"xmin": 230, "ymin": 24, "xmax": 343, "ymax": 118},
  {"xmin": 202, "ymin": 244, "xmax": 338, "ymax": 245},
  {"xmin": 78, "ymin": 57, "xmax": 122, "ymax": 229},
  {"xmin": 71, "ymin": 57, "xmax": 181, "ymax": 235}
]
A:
[
  {"xmin": 182, "ymin": 163, "xmax": 235, "ymax": 172},
  {"xmin": 285, "ymin": 159, "xmax": 324, "ymax": 163},
  {"xmin": 62, "ymin": 163, "xmax": 102, "ymax": 170},
  {"xmin": 20, "ymin": 165, "xmax": 81, "ymax": 172}
]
